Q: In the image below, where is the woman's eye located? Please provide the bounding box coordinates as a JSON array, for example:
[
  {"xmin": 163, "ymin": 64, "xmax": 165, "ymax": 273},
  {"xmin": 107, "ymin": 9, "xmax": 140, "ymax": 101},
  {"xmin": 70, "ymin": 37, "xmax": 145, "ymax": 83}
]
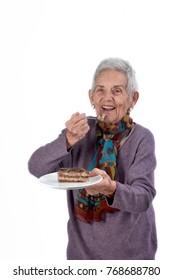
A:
[
  {"xmin": 96, "ymin": 88, "xmax": 104, "ymax": 93},
  {"xmin": 113, "ymin": 88, "xmax": 122, "ymax": 95}
]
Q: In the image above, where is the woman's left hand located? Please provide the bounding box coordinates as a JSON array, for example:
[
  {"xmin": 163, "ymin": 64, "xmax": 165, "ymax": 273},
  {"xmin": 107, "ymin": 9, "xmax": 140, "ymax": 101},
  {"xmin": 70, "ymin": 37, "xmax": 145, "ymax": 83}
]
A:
[{"xmin": 86, "ymin": 168, "xmax": 117, "ymax": 196}]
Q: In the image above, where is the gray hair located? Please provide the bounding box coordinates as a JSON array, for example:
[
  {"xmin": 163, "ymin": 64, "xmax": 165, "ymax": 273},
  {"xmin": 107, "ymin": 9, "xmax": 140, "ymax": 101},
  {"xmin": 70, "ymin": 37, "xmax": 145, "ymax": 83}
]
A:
[{"xmin": 91, "ymin": 57, "xmax": 138, "ymax": 95}]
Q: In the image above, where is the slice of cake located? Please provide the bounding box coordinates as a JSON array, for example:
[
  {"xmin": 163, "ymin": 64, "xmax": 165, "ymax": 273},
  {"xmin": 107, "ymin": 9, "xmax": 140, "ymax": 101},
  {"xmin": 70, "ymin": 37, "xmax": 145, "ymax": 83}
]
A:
[
  {"xmin": 97, "ymin": 114, "xmax": 107, "ymax": 122},
  {"xmin": 58, "ymin": 168, "xmax": 90, "ymax": 182}
]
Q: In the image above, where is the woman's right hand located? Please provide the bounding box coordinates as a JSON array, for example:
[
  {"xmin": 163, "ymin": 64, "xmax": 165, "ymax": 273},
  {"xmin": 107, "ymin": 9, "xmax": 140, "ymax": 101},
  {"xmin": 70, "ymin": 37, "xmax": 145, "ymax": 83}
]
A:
[{"xmin": 65, "ymin": 112, "xmax": 90, "ymax": 148}]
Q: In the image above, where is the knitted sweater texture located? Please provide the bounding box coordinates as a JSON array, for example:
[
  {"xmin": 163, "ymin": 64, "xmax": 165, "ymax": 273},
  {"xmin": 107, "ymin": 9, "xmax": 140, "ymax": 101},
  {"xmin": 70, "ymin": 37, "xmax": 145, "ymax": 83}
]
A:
[{"xmin": 28, "ymin": 118, "xmax": 157, "ymax": 260}]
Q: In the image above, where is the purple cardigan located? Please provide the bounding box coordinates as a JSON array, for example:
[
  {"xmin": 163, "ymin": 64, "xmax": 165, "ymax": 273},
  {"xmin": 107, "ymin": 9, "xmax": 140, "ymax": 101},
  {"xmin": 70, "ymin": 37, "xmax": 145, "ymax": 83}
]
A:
[{"xmin": 28, "ymin": 117, "xmax": 157, "ymax": 260}]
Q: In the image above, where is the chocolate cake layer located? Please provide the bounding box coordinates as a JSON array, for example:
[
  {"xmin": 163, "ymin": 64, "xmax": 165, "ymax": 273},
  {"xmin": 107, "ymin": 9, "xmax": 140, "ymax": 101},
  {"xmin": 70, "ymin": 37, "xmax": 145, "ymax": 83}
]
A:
[{"xmin": 58, "ymin": 168, "xmax": 89, "ymax": 182}]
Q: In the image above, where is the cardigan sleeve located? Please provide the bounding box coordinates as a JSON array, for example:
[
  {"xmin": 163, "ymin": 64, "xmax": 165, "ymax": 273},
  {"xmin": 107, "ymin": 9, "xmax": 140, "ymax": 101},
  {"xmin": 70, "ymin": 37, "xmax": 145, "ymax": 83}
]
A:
[
  {"xmin": 107, "ymin": 128, "xmax": 157, "ymax": 213},
  {"xmin": 28, "ymin": 131, "xmax": 70, "ymax": 178},
  {"xmin": 28, "ymin": 118, "xmax": 96, "ymax": 179}
]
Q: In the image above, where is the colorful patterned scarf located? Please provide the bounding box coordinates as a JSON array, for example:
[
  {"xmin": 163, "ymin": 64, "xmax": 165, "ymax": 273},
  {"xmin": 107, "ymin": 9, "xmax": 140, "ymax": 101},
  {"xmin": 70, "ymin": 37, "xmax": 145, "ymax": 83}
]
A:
[{"xmin": 74, "ymin": 112, "xmax": 133, "ymax": 223}]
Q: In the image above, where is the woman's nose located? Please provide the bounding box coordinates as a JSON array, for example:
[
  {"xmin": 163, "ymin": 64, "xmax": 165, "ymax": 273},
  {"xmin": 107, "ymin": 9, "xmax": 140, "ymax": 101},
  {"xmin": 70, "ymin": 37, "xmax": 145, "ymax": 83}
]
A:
[{"xmin": 104, "ymin": 90, "xmax": 113, "ymax": 101}]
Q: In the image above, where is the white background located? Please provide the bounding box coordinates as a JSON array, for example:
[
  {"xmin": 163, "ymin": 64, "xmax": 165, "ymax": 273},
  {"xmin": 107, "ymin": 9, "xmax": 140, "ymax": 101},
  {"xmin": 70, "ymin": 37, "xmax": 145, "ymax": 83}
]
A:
[{"xmin": 0, "ymin": 0, "xmax": 172, "ymax": 278}]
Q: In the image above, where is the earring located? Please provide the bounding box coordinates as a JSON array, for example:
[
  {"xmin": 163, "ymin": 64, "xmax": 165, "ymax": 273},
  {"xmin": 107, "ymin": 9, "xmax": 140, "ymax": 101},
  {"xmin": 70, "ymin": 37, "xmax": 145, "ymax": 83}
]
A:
[
  {"xmin": 127, "ymin": 106, "xmax": 133, "ymax": 114},
  {"xmin": 92, "ymin": 104, "xmax": 95, "ymax": 109},
  {"xmin": 130, "ymin": 104, "xmax": 134, "ymax": 111}
]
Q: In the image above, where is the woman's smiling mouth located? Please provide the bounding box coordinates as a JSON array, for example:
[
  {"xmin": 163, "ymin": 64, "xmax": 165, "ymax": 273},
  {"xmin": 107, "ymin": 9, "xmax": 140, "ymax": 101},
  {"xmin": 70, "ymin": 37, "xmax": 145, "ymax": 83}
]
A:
[{"xmin": 101, "ymin": 105, "xmax": 116, "ymax": 112}]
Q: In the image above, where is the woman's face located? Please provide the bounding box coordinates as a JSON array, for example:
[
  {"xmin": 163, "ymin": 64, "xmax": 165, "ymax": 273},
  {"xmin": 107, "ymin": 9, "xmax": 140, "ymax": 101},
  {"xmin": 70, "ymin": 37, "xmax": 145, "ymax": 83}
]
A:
[{"xmin": 89, "ymin": 69, "xmax": 138, "ymax": 124}]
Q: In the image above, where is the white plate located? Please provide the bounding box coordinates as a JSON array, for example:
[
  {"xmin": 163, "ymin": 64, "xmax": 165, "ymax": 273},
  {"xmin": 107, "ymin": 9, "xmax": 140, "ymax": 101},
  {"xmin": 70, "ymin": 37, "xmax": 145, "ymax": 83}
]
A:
[{"xmin": 39, "ymin": 172, "xmax": 103, "ymax": 190}]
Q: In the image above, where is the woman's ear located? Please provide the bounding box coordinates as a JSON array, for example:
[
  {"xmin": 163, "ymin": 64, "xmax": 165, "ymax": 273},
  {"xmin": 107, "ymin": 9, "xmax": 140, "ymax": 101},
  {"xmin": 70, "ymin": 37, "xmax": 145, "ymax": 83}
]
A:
[
  {"xmin": 131, "ymin": 91, "xmax": 139, "ymax": 108},
  {"xmin": 88, "ymin": 89, "xmax": 94, "ymax": 106}
]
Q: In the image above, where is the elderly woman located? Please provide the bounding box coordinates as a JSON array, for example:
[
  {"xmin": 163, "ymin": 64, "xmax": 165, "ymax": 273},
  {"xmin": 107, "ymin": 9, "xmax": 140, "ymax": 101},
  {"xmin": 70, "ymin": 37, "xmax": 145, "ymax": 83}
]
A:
[{"xmin": 28, "ymin": 58, "xmax": 157, "ymax": 260}]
